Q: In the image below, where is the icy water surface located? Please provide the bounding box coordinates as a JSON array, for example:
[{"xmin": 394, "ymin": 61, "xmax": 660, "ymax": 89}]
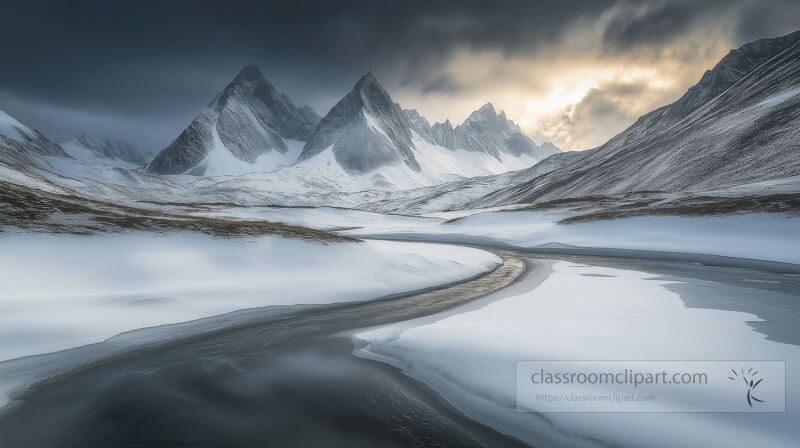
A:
[{"xmin": 1, "ymin": 250, "xmax": 798, "ymax": 447}]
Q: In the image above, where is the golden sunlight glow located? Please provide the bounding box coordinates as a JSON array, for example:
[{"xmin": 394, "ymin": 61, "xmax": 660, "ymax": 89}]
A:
[{"xmin": 396, "ymin": 25, "xmax": 734, "ymax": 151}]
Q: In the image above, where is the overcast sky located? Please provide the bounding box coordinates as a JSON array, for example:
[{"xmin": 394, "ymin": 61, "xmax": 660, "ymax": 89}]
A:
[{"xmin": 1, "ymin": 0, "xmax": 799, "ymax": 152}]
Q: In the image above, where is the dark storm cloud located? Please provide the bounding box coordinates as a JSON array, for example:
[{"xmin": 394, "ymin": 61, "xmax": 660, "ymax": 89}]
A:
[
  {"xmin": 734, "ymin": 0, "xmax": 800, "ymax": 44},
  {"xmin": 0, "ymin": 1, "xmax": 614, "ymax": 100},
  {"xmin": 0, "ymin": 0, "xmax": 619, "ymax": 149},
  {"xmin": 421, "ymin": 75, "xmax": 465, "ymax": 94},
  {"xmin": 0, "ymin": 0, "xmax": 798, "ymax": 150},
  {"xmin": 598, "ymin": 0, "xmax": 739, "ymax": 53},
  {"xmin": 601, "ymin": 1, "xmax": 698, "ymax": 51},
  {"xmin": 599, "ymin": 0, "xmax": 800, "ymax": 54}
]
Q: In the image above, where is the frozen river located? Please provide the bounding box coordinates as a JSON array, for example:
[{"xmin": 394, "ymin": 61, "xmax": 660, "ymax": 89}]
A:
[{"xmin": 0, "ymin": 244, "xmax": 797, "ymax": 447}]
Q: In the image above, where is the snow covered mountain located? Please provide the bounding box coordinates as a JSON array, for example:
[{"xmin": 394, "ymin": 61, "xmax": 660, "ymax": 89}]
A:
[
  {"xmin": 475, "ymin": 30, "xmax": 800, "ymax": 207},
  {"xmin": 0, "ymin": 110, "xmax": 68, "ymax": 160},
  {"xmin": 424, "ymin": 103, "xmax": 557, "ymax": 160},
  {"xmin": 299, "ymin": 71, "xmax": 421, "ymax": 174},
  {"xmin": 296, "ymin": 71, "xmax": 557, "ymax": 189},
  {"xmin": 62, "ymin": 135, "xmax": 150, "ymax": 166},
  {"xmin": 146, "ymin": 65, "xmax": 320, "ymax": 175},
  {"xmin": 137, "ymin": 66, "xmax": 553, "ymax": 190},
  {"xmin": 606, "ymin": 31, "xmax": 800, "ymax": 149}
]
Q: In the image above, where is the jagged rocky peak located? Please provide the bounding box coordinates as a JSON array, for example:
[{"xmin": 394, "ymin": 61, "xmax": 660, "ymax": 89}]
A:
[
  {"xmin": 471, "ymin": 102, "xmax": 498, "ymax": 118},
  {"xmin": 216, "ymin": 65, "xmax": 316, "ymax": 142},
  {"xmin": 431, "ymin": 119, "xmax": 456, "ymax": 148},
  {"xmin": 230, "ymin": 64, "xmax": 264, "ymax": 83},
  {"xmin": 403, "ymin": 108, "xmax": 430, "ymax": 125},
  {"xmin": 429, "ymin": 102, "xmax": 558, "ymax": 159},
  {"xmin": 673, "ymin": 31, "xmax": 800, "ymax": 116},
  {"xmin": 146, "ymin": 65, "xmax": 318, "ymax": 175},
  {"xmin": 539, "ymin": 141, "xmax": 560, "ymax": 154},
  {"xmin": 298, "ymin": 71, "xmax": 420, "ymax": 174},
  {"xmin": 355, "ymin": 70, "xmax": 380, "ymax": 92},
  {"xmin": 148, "ymin": 67, "xmax": 556, "ymax": 180},
  {"xmin": 463, "ymin": 102, "xmax": 510, "ymax": 131},
  {"xmin": 352, "ymin": 71, "xmax": 400, "ymax": 114},
  {"xmin": 404, "ymin": 108, "xmax": 434, "ymax": 137},
  {"xmin": 465, "ymin": 103, "xmax": 515, "ymax": 128}
]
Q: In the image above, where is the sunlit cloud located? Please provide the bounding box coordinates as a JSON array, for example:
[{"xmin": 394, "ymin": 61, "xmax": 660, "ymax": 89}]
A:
[
  {"xmin": 2, "ymin": 0, "xmax": 799, "ymax": 150},
  {"xmin": 393, "ymin": 1, "xmax": 756, "ymax": 150}
]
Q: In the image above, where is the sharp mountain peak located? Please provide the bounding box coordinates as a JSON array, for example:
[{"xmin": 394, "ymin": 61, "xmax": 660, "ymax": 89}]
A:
[{"xmin": 231, "ymin": 64, "xmax": 268, "ymax": 84}]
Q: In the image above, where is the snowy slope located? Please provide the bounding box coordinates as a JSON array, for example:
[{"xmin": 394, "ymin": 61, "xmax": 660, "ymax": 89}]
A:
[
  {"xmin": 360, "ymin": 150, "xmax": 588, "ymax": 214},
  {"xmin": 62, "ymin": 134, "xmax": 150, "ymax": 166},
  {"xmin": 345, "ymin": 209, "xmax": 800, "ymax": 265},
  {"xmin": 298, "ymin": 71, "xmax": 423, "ymax": 174},
  {"xmin": 477, "ymin": 31, "xmax": 800, "ymax": 207},
  {"xmin": 2, "ymin": 70, "xmax": 558, "ymax": 201},
  {"xmin": 146, "ymin": 65, "xmax": 319, "ymax": 175},
  {"xmin": 0, "ymin": 233, "xmax": 500, "ymax": 362},
  {"xmin": 0, "ymin": 110, "xmax": 68, "ymax": 159},
  {"xmin": 0, "ymin": 110, "xmax": 34, "ymax": 142},
  {"xmin": 0, "ymin": 110, "xmax": 76, "ymax": 195},
  {"xmin": 608, "ymin": 30, "xmax": 800, "ymax": 148}
]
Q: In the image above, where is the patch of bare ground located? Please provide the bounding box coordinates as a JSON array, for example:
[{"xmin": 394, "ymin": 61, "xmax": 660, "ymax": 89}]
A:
[
  {"xmin": 560, "ymin": 193, "xmax": 800, "ymax": 224},
  {"xmin": 0, "ymin": 180, "xmax": 352, "ymax": 242}
]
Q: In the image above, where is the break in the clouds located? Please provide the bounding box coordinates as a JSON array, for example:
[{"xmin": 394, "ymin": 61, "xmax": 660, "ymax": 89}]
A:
[{"xmin": 1, "ymin": 0, "xmax": 799, "ymax": 151}]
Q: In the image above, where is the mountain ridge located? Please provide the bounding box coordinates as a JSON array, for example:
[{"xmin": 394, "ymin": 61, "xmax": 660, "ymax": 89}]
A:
[
  {"xmin": 600, "ymin": 30, "xmax": 800, "ymax": 152},
  {"xmin": 474, "ymin": 30, "xmax": 800, "ymax": 207},
  {"xmin": 298, "ymin": 71, "xmax": 421, "ymax": 173},
  {"xmin": 146, "ymin": 65, "xmax": 556, "ymax": 181},
  {"xmin": 146, "ymin": 65, "xmax": 319, "ymax": 175},
  {"xmin": 0, "ymin": 110, "xmax": 69, "ymax": 160}
]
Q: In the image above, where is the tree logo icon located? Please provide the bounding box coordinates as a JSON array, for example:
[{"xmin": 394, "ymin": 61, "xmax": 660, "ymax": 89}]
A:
[{"xmin": 729, "ymin": 368, "xmax": 764, "ymax": 407}]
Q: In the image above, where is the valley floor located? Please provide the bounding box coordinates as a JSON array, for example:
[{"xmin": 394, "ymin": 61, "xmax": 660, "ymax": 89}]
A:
[
  {"xmin": 1, "ymin": 247, "xmax": 797, "ymax": 448},
  {"xmin": 2, "ymin": 178, "xmax": 799, "ymax": 447},
  {"xmin": 0, "ymin": 247, "xmax": 526, "ymax": 448},
  {"xmin": 158, "ymin": 200, "xmax": 800, "ymax": 267},
  {"xmin": 2, "ymin": 22, "xmax": 800, "ymax": 448}
]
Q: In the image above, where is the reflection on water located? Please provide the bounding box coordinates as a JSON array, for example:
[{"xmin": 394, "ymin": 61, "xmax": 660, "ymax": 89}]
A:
[
  {"xmin": 558, "ymin": 254, "xmax": 800, "ymax": 346},
  {"xmin": 355, "ymin": 255, "xmax": 800, "ymax": 448}
]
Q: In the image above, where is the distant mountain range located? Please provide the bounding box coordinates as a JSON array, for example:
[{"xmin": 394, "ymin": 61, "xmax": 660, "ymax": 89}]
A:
[
  {"xmin": 410, "ymin": 103, "xmax": 557, "ymax": 160},
  {"xmin": 0, "ymin": 110, "xmax": 69, "ymax": 160},
  {"xmin": 146, "ymin": 65, "xmax": 321, "ymax": 176},
  {"xmin": 0, "ymin": 110, "xmax": 152, "ymax": 177},
  {"xmin": 62, "ymin": 135, "xmax": 151, "ymax": 166},
  {"xmin": 2, "ymin": 30, "xmax": 799, "ymax": 211},
  {"xmin": 145, "ymin": 67, "xmax": 558, "ymax": 183},
  {"xmin": 0, "ymin": 66, "xmax": 558, "ymax": 194}
]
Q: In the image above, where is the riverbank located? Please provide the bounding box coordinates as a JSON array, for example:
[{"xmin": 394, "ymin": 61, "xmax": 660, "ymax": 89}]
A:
[{"xmin": 0, "ymin": 250, "xmax": 526, "ymax": 446}]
